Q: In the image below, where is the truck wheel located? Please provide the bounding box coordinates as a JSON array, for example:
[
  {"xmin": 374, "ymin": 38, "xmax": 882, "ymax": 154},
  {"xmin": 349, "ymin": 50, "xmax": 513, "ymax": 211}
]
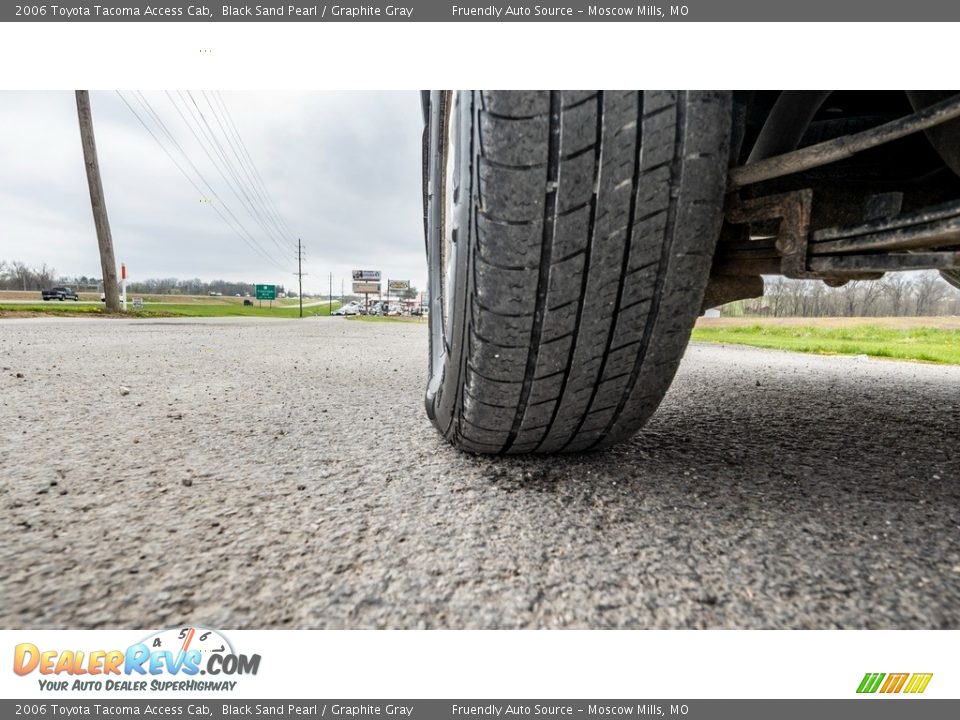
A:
[{"xmin": 424, "ymin": 91, "xmax": 731, "ymax": 454}]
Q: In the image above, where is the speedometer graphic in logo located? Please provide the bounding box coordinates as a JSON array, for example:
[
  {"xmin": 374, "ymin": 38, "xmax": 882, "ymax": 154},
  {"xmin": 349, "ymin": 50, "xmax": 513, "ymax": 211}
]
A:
[{"xmin": 141, "ymin": 627, "xmax": 234, "ymax": 659}]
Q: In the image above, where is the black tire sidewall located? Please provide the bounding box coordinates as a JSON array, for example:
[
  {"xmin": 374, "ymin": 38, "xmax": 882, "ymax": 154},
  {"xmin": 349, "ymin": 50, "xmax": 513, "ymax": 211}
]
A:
[{"xmin": 425, "ymin": 91, "xmax": 476, "ymax": 441}]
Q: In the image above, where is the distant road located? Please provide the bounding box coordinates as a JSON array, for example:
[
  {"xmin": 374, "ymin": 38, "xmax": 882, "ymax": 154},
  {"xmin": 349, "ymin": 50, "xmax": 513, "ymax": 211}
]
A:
[{"xmin": 1, "ymin": 317, "xmax": 957, "ymax": 629}]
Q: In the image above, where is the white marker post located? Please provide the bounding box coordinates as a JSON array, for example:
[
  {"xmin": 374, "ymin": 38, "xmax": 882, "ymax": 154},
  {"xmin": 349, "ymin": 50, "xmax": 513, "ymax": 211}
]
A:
[{"xmin": 120, "ymin": 263, "xmax": 127, "ymax": 311}]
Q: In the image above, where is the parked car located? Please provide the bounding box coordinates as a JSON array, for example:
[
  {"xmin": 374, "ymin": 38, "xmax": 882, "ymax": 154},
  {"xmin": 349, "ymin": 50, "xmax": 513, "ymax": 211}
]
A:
[
  {"xmin": 333, "ymin": 301, "xmax": 361, "ymax": 316},
  {"xmin": 421, "ymin": 90, "xmax": 960, "ymax": 454},
  {"xmin": 41, "ymin": 287, "xmax": 79, "ymax": 301}
]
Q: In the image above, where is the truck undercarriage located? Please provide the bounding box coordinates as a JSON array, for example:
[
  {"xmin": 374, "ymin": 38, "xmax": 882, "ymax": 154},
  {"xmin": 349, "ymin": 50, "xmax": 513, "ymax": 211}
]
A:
[{"xmin": 707, "ymin": 91, "xmax": 960, "ymax": 310}]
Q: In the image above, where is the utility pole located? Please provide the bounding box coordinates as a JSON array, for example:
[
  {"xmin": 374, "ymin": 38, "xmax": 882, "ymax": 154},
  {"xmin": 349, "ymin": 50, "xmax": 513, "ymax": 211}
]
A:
[
  {"xmin": 328, "ymin": 272, "xmax": 333, "ymax": 312},
  {"xmin": 293, "ymin": 239, "xmax": 307, "ymax": 318},
  {"xmin": 297, "ymin": 239, "xmax": 303, "ymax": 318},
  {"xmin": 76, "ymin": 90, "xmax": 120, "ymax": 313}
]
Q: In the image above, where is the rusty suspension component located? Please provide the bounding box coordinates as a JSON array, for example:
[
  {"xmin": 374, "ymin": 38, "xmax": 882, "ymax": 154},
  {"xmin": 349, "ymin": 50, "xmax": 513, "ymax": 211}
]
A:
[
  {"xmin": 728, "ymin": 93, "xmax": 960, "ymax": 189},
  {"xmin": 718, "ymin": 195, "xmax": 960, "ymax": 281}
]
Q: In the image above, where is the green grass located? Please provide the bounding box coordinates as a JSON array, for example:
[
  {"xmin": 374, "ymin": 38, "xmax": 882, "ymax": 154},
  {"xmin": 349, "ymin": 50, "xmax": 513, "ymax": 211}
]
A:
[
  {"xmin": 0, "ymin": 303, "xmax": 106, "ymax": 315},
  {"xmin": 0, "ymin": 301, "xmax": 339, "ymax": 319},
  {"xmin": 691, "ymin": 324, "xmax": 960, "ymax": 365}
]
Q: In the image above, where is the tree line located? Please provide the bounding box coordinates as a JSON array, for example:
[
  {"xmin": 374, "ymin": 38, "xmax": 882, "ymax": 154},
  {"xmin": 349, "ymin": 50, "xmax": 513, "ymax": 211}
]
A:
[
  {"xmin": 0, "ymin": 260, "xmax": 60, "ymax": 291},
  {"xmin": 0, "ymin": 259, "xmax": 286, "ymax": 297},
  {"xmin": 729, "ymin": 271, "xmax": 960, "ymax": 317}
]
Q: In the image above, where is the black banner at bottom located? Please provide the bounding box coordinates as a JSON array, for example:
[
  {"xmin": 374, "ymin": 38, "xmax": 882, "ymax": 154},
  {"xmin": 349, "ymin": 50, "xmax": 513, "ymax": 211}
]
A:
[{"xmin": 2, "ymin": 700, "xmax": 956, "ymax": 720}]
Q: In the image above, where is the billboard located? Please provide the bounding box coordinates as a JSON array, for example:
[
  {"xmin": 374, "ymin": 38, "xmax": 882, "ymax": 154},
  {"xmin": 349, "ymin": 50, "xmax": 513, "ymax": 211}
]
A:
[
  {"xmin": 352, "ymin": 270, "xmax": 381, "ymax": 281},
  {"xmin": 353, "ymin": 281, "xmax": 381, "ymax": 294},
  {"xmin": 388, "ymin": 279, "xmax": 410, "ymax": 291}
]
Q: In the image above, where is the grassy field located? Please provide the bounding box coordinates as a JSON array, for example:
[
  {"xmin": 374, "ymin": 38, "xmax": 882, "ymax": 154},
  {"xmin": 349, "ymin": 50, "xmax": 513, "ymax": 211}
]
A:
[
  {"xmin": 692, "ymin": 317, "xmax": 960, "ymax": 365},
  {"xmin": 0, "ymin": 300, "xmax": 338, "ymax": 319}
]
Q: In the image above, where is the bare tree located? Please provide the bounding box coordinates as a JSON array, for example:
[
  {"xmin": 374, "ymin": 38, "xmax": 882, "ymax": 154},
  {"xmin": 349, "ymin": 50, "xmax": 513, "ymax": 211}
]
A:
[
  {"xmin": 728, "ymin": 271, "xmax": 960, "ymax": 318},
  {"xmin": 9, "ymin": 261, "xmax": 33, "ymax": 291},
  {"xmin": 838, "ymin": 281, "xmax": 861, "ymax": 317},
  {"xmin": 882, "ymin": 274, "xmax": 910, "ymax": 315},
  {"xmin": 35, "ymin": 263, "xmax": 57, "ymax": 288},
  {"xmin": 913, "ymin": 272, "xmax": 949, "ymax": 315},
  {"xmin": 859, "ymin": 280, "xmax": 884, "ymax": 317}
]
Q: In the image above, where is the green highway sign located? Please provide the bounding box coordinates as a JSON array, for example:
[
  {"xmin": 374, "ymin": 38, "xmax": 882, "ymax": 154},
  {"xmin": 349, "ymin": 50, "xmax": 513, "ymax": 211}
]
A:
[{"xmin": 255, "ymin": 284, "xmax": 276, "ymax": 300}]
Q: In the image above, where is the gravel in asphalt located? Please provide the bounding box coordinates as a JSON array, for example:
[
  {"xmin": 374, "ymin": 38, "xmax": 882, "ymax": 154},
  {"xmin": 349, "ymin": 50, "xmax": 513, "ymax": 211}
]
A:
[{"xmin": 1, "ymin": 316, "xmax": 958, "ymax": 628}]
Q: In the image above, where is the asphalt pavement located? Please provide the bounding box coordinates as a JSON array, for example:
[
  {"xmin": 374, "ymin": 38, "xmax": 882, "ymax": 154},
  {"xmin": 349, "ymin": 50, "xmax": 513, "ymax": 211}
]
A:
[{"xmin": 1, "ymin": 316, "xmax": 958, "ymax": 629}]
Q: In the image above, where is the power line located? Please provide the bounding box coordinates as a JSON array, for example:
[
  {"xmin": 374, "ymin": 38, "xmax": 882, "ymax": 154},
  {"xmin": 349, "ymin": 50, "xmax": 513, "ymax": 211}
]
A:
[
  {"xmin": 212, "ymin": 91, "xmax": 300, "ymax": 247},
  {"xmin": 130, "ymin": 91, "xmax": 288, "ymax": 272},
  {"xmin": 202, "ymin": 91, "xmax": 297, "ymax": 252},
  {"xmin": 116, "ymin": 91, "xmax": 290, "ymax": 273},
  {"xmin": 174, "ymin": 91, "xmax": 293, "ymax": 259},
  {"xmin": 183, "ymin": 90, "xmax": 293, "ymax": 254}
]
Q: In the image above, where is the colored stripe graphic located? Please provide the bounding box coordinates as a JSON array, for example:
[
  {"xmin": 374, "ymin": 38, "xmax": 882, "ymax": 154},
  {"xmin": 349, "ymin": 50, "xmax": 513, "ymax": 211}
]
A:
[
  {"xmin": 880, "ymin": 673, "xmax": 909, "ymax": 693},
  {"xmin": 857, "ymin": 672, "xmax": 932, "ymax": 694},
  {"xmin": 903, "ymin": 673, "xmax": 934, "ymax": 694},
  {"xmin": 857, "ymin": 673, "xmax": 885, "ymax": 693}
]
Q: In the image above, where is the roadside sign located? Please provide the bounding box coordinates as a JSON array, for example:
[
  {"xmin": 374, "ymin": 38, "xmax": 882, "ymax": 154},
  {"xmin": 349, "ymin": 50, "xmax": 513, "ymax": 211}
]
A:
[
  {"xmin": 353, "ymin": 270, "xmax": 381, "ymax": 281},
  {"xmin": 388, "ymin": 279, "xmax": 410, "ymax": 291},
  {"xmin": 255, "ymin": 284, "xmax": 277, "ymax": 300},
  {"xmin": 353, "ymin": 281, "xmax": 380, "ymax": 294},
  {"xmin": 132, "ymin": 297, "xmax": 144, "ymax": 310}
]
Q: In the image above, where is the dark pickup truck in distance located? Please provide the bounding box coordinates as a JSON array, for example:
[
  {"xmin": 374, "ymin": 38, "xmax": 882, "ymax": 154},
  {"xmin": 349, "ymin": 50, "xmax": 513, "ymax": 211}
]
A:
[{"xmin": 41, "ymin": 287, "xmax": 80, "ymax": 301}]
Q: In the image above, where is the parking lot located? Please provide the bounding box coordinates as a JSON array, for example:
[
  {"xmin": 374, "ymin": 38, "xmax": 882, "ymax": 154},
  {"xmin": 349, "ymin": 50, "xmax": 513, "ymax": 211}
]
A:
[{"xmin": 1, "ymin": 316, "xmax": 958, "ymax": 628}]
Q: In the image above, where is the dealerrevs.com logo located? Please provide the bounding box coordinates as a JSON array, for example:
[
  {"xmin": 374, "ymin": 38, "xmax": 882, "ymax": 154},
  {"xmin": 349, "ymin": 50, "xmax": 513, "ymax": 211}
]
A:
[
  {"xmin": 857, "ymin": 673, "xmax": 933, "ymax": 694},
  {"xmin": 13, "ymin": 627, "xmax": 260, "ymax": 693}
]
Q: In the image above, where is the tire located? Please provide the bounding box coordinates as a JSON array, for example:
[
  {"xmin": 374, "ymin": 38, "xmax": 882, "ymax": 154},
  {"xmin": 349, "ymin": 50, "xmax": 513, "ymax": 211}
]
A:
[{"xmin": 424, "ymin": 91, "xmax": 731, "ymax": 454}]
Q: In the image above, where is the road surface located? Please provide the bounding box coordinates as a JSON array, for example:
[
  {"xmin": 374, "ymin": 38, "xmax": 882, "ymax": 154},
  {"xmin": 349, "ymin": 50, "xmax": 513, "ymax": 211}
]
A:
[{"xmin": 1, "ymin": 317, "xmax": 958, "ymax": 629}]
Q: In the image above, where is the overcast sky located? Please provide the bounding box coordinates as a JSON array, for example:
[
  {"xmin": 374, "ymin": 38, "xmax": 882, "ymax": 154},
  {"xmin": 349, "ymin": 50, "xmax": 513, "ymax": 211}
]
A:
[{"xmin": 0, "ymin": 91, "xmax": 426, "ymax": 295}]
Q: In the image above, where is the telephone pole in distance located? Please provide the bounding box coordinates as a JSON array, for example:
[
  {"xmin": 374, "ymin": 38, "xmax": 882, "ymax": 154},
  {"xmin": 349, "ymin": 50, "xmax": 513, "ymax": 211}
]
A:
[{"xmin": 295, "ymin": 239, "xmax": 307, "ymax": 318}]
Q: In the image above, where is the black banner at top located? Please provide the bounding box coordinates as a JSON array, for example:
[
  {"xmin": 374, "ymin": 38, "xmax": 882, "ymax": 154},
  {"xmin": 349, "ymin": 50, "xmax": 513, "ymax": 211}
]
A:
[{"xmin": 4, "ymin": 0, "xmax": 960, "ymax": 22}]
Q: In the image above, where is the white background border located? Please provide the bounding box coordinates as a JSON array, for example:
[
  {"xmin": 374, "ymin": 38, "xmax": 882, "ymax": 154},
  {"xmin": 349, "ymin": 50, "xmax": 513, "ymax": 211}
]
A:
[
  {"xmin": 1, "ymin": 22, "xmax": 959, "ymax": 90},
  {"xmin": 2, "ymin": 630, "xmax": 956, "ymax": 699},
  {"xmin": 1, "ymin": 17, "xmax": 957, "ymax": 702}
]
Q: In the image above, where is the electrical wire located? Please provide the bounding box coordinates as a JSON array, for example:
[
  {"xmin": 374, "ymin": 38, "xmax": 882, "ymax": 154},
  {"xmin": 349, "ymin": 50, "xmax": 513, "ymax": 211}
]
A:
[
  {"xmin": 211, "ymin": 91, "xmax": 300, "ymax": 247},
  {"xmin": 173, "ymin": 90, "xmax": 293, "ymax": 258},
  {"xmin": 201, "ymin": 91, "xmax": 297, "ymax": 251},
  {"xmin": 116, "ymin": 91, "xmax": 290, "ymax": 273}
]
